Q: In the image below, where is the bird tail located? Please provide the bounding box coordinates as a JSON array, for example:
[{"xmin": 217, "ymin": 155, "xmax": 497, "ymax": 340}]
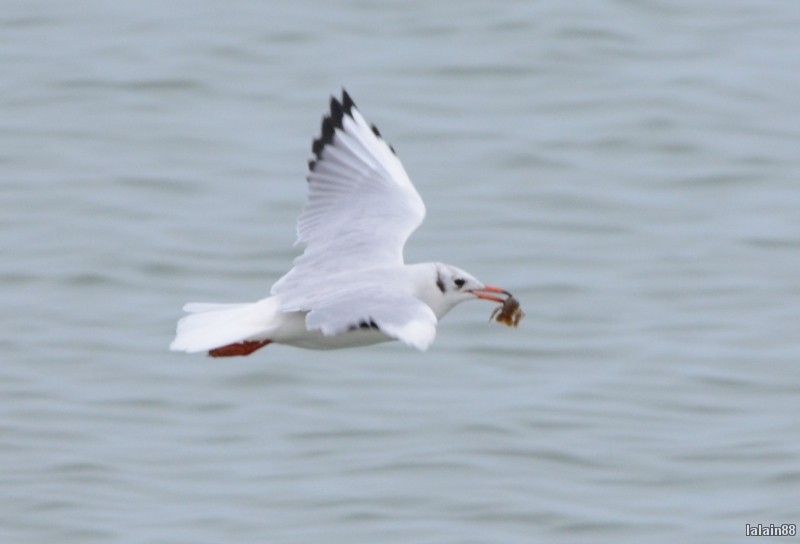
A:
[{"xmin": 169, "ymin": 297, "xmax": 280, "ymax": 354}]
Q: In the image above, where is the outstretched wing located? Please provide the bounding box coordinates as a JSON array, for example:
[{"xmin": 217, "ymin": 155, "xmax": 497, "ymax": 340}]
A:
[
  {"xmin": 271, "ymin": 90, "xmax": 425, "ymax": 295},
  {"xmin": 296, "ymin": 284, "xmax": 438, "ymax": 351}
]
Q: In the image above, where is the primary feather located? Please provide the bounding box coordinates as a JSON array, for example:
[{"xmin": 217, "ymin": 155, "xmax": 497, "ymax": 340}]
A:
[{"xmin": 271, "ymin": 91, "xmax": 425, "ymax": 296}]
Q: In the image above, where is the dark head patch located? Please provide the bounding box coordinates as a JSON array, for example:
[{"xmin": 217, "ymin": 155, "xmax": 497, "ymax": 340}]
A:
[{"xmin": 436, "ymin": 272, "xmax": 446, "ymax": 293}]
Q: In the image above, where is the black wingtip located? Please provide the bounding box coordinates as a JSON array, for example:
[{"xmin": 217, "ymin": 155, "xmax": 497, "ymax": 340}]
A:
[
  {"xmin": 329, "ymin": 96, "xmax": 344, "ymax": 129},
  {"xmin": 309, "ymin": 89, "xmax": 391, "ymax": 173},
  {"xmin": 310, "ymin": 93, "xmax": 349, "ymax": 164},
  {"xmin": 371, "ymin": 119, "xmax": 396, "ymax": 156},
  {"xmin": 312, "ymin": 114, "xmax": 335, "ymax": 161},
  {"xmin": 341, "ymin": 89, "xmax": 356, "ymax": 116}
]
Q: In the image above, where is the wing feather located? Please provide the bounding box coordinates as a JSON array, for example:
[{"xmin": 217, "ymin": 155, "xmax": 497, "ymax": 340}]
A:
[
  {"xmin": 271, "ymin": 90, "xmax": 425, "ymax": 295},
  {"xmin": 301, "ymin": 285, "xmax": 437, "ymax": 351}
]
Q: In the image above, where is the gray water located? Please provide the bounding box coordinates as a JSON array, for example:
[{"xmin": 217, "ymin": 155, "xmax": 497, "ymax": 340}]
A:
[{"xmin": 3, "ymin": 1, "xmax": 800, "ymax": 542}]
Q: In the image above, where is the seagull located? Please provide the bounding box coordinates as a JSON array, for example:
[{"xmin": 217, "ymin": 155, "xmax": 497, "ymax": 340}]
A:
[{"xmin": 170, "ymin": 90, "xmax": 514, "ymax": 357}]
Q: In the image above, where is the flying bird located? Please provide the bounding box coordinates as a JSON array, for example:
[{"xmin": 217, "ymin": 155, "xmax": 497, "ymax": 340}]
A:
[{"xmin": 170, "ymin": 90, "xmax": 518, "ymax": 357}]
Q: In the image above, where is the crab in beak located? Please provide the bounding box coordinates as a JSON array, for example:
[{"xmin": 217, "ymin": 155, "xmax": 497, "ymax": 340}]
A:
[{"xmin": 470, "ymin": 285, "xmax": 525, "ymax": 328}]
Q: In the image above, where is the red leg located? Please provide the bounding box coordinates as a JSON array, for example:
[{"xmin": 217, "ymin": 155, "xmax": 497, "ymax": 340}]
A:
[{"xmin": 208, "ymin": 340, "xmax": 272, "ymax": 358}]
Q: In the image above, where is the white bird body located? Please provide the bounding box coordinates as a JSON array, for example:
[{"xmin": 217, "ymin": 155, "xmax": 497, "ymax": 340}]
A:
[
  {"xmin": 174, "ymin": 297, "xmax": 391, "ymax": 352},
  {"xmin": 170, "ymin": 91, "xmax": 512, "ymax": 357}
]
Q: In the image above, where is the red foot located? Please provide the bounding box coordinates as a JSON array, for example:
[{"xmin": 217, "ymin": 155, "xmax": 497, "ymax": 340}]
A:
[{"xmin": 208, "ymin": 340, "xmax": 272, "ymax": 358}]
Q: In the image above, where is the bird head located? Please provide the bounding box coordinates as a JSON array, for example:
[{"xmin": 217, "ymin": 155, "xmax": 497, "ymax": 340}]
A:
[{"xmin": 431, "ymin": 263, "xmax": 510, "ymax": 316}]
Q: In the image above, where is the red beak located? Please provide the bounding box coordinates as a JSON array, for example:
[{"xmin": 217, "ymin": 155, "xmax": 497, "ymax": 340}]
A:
[{"xmin": 469, "ymin": 284, "xmax": 510, "ymax": 304}]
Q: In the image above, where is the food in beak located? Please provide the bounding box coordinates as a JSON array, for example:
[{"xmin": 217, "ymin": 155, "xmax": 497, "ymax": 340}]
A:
[
  {"xmin": 489, "ymin": 294, "xmax": 524, "ymax": 327},
  {"xmin": 471, "ymin": 286, "xmax": 525, "ymax": 328}
]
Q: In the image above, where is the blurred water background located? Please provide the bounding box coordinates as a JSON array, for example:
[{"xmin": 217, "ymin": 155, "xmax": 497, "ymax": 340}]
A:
[{"xmin": 2, "ymin": 1, "xmax": 799, "ymax": 542}]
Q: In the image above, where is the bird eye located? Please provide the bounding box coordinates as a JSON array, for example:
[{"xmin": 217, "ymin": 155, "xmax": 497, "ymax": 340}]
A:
[{"xmin": 454, "ymin": 278, "xmax": 466, "ymax": 288}]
